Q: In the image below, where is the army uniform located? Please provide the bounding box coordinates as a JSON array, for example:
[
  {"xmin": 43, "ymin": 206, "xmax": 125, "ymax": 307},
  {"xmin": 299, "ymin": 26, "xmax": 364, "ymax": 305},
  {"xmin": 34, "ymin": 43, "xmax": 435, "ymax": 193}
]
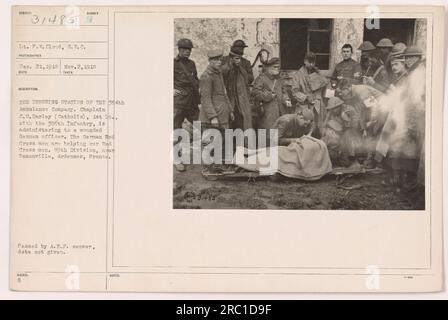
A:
[
  {"xmin": 322, "ymin": 97, "xmax": 362, "ymax": 167},
  {"xmin": 221, "ymin": 56, "xmax": 254, "ymax": 87},
  {"xmin": 290, "ymin": 65, "xmax": 328, "ymax": 138},
  {"xmin": 173, "ymin": 39, "xmax": 200, "ymax": 129},
  {"xmin": 388, "ymin": 54, "xmax": 407, "ymax": 86},
  {"xmin": 362, "ymin": 62, "xmax": 390, "ymax": 93},
  {"xmin": 386, "ymin": 42, "xmax": 407, "ymax": 82},
  {"xmin": 358, "ymin": 41, "xmax": 376, "ymax": 77},
  {"xmin": 221, "ymin": 39, "xmax": 254, "ymax": 85},
  {"xmin": 375, "ymin": 45, "xmax": 426, "ymax": 187},
  {"xmin": 376, "ymin": 38, "xmax": 394, "ymax": 67},
  {"xmin": 272, "ymin": 110, "xmax": 314, "ymax": 146},
  {"xmin": 221, "ymin": 45, "xmax": 253, "ymax": 131},
  {"xmin": 199, "ymin": 49, "xmax": 234, "ymax": 167},
  {"xmin": 332, "ymin": 58, "xmax": 362, "ymax": 86},
  {"xmin": 252, "ymin": 58, "xmax": 292, "ymax": 130},
  {"xmin": 199, "ymin": 51, "xmax": 233, "ymax": 129}
]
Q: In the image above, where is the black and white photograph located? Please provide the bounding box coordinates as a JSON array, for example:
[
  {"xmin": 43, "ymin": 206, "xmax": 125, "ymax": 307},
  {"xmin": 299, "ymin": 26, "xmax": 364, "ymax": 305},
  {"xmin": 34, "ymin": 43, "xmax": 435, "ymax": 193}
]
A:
[
  {"xmin": 6, "ymin": 3, "xmax": 445, "ymax": 295},
  {"xmin": 173, "ymin": 17, "xmax": 427, "ymax": 210}
]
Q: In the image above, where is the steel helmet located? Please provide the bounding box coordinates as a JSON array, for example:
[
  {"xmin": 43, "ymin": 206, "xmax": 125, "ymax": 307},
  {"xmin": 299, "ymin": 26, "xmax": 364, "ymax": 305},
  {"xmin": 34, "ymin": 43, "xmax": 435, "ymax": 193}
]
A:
[
  {"xmin": 326, "ymin": 97, "xmax": 344, "ymax": 110},
  {"xmin": 376, "ymin": 38, "xmax": 394, "ymax": 48},
  {"xmin": 390, "ymin": 42, "xmax": 407, "ymax": 56},
  {"xmin": 232, "ymin": 39, "xmax": 248, "ymax": 48},
  {"xmin": 402, "ymin": 45, "xmax": 424, "ymax": 56},
  {"xmin": 177, "ymin": 38, "xmax": 194, "ymax": 49},
  {"xmin": 358, "ymin": 41, "xmax": 376, "ymax": 51}
]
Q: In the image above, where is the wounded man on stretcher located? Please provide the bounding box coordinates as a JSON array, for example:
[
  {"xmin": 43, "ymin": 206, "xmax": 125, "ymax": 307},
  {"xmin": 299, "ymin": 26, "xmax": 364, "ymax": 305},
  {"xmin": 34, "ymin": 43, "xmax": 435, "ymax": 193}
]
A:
[
  {"xmin": 202, "ymin": 108, "xmax": 381, "ymax": 181},
  {"xmin": 234, "ymin": 109, "xmax": 333, "ymax": 181},
  {"xmin": 201, "ymin": 109, "xmax": 330, "ymax": 180}
]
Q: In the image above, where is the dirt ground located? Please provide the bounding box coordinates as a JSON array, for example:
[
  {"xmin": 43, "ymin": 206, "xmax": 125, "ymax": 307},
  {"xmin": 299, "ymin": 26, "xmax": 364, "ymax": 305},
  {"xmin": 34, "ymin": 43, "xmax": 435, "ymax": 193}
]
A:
[{"xmin": 173, "ymin": 165, "xmax": 425, "ymax": 210}]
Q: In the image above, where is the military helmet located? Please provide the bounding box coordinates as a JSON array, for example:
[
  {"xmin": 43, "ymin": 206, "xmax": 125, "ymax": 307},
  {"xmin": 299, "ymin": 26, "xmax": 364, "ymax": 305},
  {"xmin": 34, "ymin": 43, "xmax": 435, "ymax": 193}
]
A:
[
  {"xmin": 177, "ymin": 38, "xmax": 194, "ymax": 49},
  {"xmin": 402, "ymin": 45, "xmax": 423, "ymax": 56},
  {"xmin": 358, "ymin": 41, "xmax": 376, "ymax": 51},
  {"xmin": 232, "ymin": 39, "xmax": 248, "ymax": 48},
  {"xmin": 390, "ymin": 42, "xmax": 407, "ymax": 56},
  {"xmin": 390, "ymin": 55, "xmax": 405, "ymax": 63},
  {"xmin": 326, "ymin": 97, "xmax": 344, "ymax": 110},
  {"xmin": 376, "ymin": 38, "xmax": 394, "ymax": 48}
]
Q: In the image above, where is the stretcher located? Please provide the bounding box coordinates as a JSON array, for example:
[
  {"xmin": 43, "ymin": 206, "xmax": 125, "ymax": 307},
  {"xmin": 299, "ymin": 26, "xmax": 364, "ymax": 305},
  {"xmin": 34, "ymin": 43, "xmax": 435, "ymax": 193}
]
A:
[{"xmin": 202, "ymin": 165, "xmax": 384, "ymax": 182}]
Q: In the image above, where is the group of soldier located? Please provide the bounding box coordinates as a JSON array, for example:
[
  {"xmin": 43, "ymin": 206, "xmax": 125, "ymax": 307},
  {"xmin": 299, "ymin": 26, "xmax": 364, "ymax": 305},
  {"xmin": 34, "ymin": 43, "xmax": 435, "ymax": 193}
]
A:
[
  {"xmin": 173, "ymin": 36, "xmax": 425, "ymax": 189},
  {"xmin": 324, "ymin": 39, "xmax": 425, "ymax": 188}
]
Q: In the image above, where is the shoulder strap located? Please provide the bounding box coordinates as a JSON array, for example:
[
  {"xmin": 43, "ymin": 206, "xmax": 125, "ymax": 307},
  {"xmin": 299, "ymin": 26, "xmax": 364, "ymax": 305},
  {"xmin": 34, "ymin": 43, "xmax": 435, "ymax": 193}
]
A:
[{"xmin": 372, "ymin": 65, "xmax": 384, "ymax": 80}]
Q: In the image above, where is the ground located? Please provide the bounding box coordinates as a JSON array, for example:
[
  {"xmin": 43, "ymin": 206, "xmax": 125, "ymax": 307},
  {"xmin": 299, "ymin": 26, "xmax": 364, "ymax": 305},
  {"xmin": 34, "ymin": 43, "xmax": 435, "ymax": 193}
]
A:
[{"xmin": 173, "ymin": 165, "xmax": 425, "ymax": 210}]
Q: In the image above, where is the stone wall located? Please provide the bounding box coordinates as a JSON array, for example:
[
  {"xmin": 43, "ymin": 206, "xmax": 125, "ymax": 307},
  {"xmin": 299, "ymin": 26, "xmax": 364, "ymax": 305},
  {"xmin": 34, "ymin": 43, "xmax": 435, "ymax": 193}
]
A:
[
  {"xmin": 175, "ymin": 18, "xmax": 427, "ymax": 76},
  {"xmin": 329, "ymin": 18, "xmax": 364, "ymax": 70},
  {"xmin": 174, "ymin": 18, "xmax": 279, "ymax": 78}
]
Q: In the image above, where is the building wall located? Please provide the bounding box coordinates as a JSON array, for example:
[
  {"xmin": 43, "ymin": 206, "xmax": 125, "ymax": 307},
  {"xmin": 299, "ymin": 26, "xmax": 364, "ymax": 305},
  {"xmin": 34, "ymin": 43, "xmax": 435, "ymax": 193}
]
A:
[
  {"xmin": 414, "ymin": 18, "xmax": 427, "ymax": 57},
  {"xmin": 175, "ymin": 18, "xmax": 427, "ymax": 78},
  {"xmin": 329, "ymin": 18, "xmax": 364, "ymax": 70},
  {"xmin": 174, "ymin": 18, "xmax": 279, "ymax": 78}
]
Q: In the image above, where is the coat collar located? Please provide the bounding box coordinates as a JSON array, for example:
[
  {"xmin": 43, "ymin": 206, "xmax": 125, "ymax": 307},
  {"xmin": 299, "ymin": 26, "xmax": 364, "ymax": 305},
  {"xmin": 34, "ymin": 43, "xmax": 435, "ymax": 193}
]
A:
[
  {"xmin": 264, "ymin": 72, "xmax": 278, "ymax": 81},
  {"xmin": 207, "ymin": 64, "xmax": 221, "ymax": 74},
  {"xmin": 341, "ymin": 58, "xmax": 356, "ymax": 64},
  {"xmin": 175, "ymin": 55, "xmax": 189, "ymax": 62}
]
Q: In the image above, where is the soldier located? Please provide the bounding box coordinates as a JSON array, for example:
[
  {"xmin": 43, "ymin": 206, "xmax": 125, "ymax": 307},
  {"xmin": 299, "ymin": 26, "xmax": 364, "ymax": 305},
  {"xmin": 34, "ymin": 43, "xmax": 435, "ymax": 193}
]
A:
[
  {"xmin": 290, "ymin": 52, "xmax": 328, "ymax": 138},
  {"xmin": 389, "ymin": 54, "xmax": 407, "ymax": 86},
  {"xmin": 221, "ymin": 46, "xmax": 252, "ymax": 131},
  {"xmin": 199, "ymin": 49, "xmax": 234, "ymax": 167},
  {"xmin": 376, "ymin": 38, "xmax": 394, "ymax": 66},
  {"xmin": 222, "ymin": 40, "xmax": 254, "ymax": 86},
  {"xmin": 272, "ymin": 109, "xmax": 315, "ymax": 146},
  {"xmin": 385, "ymin": 42, "xmax": 407, "ymax": 78},
  {"xmin": 332, "ymin": 44, "xmax": 362, "ymax": 86},
  {"xmin": 390, "ymin": 42, "xmax": 407, "ymax": 57},
  {"xmin": 335, "ymin": 80, "xmax": 384, "ymax": 168},
  {"xmin": 403, "ymin": 45, "xmax": 424, "ymax": 71},
  {"xmin": 252, "ymin": 58, "xmax": 293, "ymax": 139},
  {"xmin": 173, "ymin": 38, "xmax": 200, "ymax": 172},
  {"xmin": 358, "ymin": 41, "xmax": 376, "ymax": 77},
  {"xmin": 375, "ymin": 46, "xmax": 425, "ymax": 188},
  {"xmin": 362, "ymin": 49, "xmax": 390, "ymax": 93},
  {"xmin": 200, "ymin": 49, "xmax": 234, "ymax": 129},
  {"xmin": 322, "ymin": 97, "xmax": 362, "ymax": 168}
]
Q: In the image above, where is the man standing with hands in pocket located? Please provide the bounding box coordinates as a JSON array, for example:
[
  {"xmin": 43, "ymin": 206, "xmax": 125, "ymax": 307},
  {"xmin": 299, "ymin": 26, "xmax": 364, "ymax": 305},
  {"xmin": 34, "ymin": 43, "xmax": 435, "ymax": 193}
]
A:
[
  {"xmin": 252, "ymin": 58, "xmax": 291, "ymax": 129},
  {"xmin": 199, "ymin": 49, "xmax": 235, "ymax": 169}
]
